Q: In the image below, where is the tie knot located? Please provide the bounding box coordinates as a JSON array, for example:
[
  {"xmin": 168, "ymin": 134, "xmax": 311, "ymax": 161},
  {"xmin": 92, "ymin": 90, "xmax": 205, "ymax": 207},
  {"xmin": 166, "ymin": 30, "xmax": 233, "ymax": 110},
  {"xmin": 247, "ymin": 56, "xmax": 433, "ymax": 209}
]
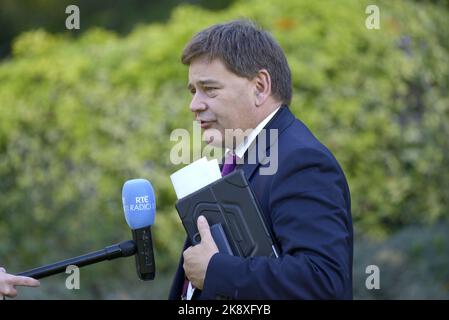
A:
[
  {"xmin": 224, "ymin": 153, "xmax": 236, "ymax": 165},
  {"xmin": 221, "ymin": 153, "xmax": 237, "ymax": 177}
]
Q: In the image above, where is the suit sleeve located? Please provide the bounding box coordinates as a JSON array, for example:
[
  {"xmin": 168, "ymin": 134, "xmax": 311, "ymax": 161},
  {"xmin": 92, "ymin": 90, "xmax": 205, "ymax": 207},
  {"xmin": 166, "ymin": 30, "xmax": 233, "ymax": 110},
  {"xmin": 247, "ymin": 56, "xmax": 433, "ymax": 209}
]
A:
[{"xmin": 200, "ymin": 147, "xmax": 353, "ymax": 299}]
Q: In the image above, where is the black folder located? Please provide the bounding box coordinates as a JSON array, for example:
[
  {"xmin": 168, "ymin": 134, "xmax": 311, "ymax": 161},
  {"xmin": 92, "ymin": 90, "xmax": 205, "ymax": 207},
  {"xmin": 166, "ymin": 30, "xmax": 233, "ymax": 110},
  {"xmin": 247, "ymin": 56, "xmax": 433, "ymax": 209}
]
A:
[{"xmin": 175, "ymin": 169, "xmax": 279, "ymax": 258}]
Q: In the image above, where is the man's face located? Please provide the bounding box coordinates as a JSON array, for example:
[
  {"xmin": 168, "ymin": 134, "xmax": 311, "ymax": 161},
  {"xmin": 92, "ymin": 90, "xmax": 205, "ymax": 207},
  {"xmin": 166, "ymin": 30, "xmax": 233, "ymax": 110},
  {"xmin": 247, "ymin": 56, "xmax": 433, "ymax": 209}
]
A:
[{"xmin": 188, "ymin": 57, "xmax": 257, "ymax": 148}]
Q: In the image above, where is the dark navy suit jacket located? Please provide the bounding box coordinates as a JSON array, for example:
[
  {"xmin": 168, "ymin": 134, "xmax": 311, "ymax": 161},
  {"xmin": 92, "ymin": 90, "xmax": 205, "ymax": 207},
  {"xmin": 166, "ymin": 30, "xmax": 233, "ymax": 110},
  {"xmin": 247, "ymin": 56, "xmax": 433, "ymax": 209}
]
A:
[{"xmin": 168, "ymin": 106, "xmax": 353, "ymax": 299}]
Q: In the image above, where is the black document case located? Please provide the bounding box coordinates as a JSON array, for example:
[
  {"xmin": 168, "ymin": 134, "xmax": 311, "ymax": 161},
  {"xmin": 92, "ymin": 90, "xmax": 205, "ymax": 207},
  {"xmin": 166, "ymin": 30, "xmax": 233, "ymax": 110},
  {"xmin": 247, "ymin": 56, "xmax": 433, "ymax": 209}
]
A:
[{"xmin": 175, "ymin": 169, "xmax": 279, "ymax": 258}]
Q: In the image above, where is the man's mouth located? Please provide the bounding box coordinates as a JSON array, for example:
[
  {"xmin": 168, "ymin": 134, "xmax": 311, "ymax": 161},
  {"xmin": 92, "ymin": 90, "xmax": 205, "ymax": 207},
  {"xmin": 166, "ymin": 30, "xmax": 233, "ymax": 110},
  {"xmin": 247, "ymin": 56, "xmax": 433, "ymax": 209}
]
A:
[{"xmin": 198, "ymin": 120, "xmax": 216, "ymax": 129}]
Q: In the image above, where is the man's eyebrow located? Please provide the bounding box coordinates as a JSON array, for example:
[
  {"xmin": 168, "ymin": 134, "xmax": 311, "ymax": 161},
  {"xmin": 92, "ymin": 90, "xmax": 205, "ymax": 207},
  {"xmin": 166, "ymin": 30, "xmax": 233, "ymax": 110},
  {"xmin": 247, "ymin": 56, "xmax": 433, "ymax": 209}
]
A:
[{"xmin": 187, "ymin": 79, "xmax": 222, "ymax": 90}]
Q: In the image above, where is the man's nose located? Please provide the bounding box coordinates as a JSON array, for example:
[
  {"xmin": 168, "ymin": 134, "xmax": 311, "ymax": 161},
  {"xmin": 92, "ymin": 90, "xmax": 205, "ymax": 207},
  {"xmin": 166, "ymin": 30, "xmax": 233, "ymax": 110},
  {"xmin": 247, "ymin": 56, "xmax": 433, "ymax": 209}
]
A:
[{"xmin": 189, "ymin": 93, "xmax": 207, "ymax": 113}]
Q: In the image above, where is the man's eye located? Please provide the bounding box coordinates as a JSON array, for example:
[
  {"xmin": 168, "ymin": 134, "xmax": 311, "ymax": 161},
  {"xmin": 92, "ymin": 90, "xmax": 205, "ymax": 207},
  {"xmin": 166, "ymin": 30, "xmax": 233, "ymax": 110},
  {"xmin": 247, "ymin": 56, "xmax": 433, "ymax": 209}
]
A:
[
  {"xmin": 204, "ymin": 87, "xmax": 218, "ymax": 96},
  {"xmin": 190, "ymin": 88, "xmax": 196, "ymax": 95}
]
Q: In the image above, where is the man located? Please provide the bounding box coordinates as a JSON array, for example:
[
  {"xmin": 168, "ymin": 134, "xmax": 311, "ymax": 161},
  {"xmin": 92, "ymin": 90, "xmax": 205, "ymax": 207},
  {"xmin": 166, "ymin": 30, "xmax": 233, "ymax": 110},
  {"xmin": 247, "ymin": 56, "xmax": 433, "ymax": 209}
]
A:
[
  {"xmin": 169, "ymin": 20, "xmax": 353, "ymax": 299},
  {"xmin": 0, "ymin": 267, "xmax": 40, "ymax": 299}
]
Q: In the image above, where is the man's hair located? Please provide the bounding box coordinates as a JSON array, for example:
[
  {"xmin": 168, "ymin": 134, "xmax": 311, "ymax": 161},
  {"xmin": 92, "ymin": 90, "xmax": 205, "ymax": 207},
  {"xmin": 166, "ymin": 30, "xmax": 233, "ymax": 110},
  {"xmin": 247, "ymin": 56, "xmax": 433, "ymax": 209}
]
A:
[{"xmin": 181, "ymin": 19, "xmax": 292, "ymax": 105}]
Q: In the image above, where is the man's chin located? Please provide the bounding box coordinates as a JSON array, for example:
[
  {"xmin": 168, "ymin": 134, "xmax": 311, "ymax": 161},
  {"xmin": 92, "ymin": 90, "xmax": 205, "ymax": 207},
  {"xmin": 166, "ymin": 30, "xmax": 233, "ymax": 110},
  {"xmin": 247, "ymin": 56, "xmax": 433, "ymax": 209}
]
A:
[
  {"xmin": 205, "ymin": 135, "xmax": 224, "ymax": 148},
  {"xmin": 203, "ymin": 128, "xmax": 224, "ymax": 148}
]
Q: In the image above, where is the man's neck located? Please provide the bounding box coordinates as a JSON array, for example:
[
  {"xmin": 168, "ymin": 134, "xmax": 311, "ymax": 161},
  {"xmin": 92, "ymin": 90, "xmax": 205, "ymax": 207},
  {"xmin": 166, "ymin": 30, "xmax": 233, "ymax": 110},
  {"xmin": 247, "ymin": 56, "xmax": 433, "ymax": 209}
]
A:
[
  {"xmin": 252, "ymin": 102, "xmax": 282, "ymax": 128},
  {"xmin": 230, "ymin": 104, "xmax": 282, "ymax": 159}
]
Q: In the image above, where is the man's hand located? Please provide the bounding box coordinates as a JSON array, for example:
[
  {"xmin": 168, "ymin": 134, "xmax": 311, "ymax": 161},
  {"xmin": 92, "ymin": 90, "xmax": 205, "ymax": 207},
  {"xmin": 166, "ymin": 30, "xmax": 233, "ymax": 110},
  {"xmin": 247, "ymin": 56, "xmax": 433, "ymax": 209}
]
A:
[
  {"xmin": 183, "ymin": 216, "xmax": 219, "ymax": 290},
  {"xmin": 0, "ymin": 267, "xmax": 40, "ymax": 299}
]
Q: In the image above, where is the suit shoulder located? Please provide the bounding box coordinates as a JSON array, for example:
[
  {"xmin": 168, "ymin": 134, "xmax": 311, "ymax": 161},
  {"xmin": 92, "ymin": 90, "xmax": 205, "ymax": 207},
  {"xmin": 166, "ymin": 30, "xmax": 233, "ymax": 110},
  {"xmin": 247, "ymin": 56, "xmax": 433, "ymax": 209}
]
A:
[{"xmin": 277, "ymin": 119, "xmax": 338, "ymax": 165}]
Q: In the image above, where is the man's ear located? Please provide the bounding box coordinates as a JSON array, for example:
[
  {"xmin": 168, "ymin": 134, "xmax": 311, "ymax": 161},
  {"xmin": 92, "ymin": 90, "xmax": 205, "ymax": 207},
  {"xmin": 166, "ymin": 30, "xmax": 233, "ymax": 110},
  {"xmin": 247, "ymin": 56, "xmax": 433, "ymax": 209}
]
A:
[{"xmin": 254, "ymin": 69, "xmax": 272, "ymax": 107}]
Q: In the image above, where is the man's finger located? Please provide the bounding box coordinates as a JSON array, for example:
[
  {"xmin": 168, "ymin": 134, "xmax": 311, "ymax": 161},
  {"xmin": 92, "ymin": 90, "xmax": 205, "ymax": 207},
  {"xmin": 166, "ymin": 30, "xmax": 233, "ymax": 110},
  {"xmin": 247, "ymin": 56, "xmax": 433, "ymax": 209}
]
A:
[
  {"xmin": 9, "ymin": 275, "xmax": 40, "ymax": 287},
  {"xmin": 183, "ymin": 246, "xmax": 193, "ymax": 259},
  {"xmin": 197, "ymin": 215, "xmax": 214, "ymax": 243},
  {"xmin": 6, "ymin": 287, "xmax": 18, "ymax": 298}
]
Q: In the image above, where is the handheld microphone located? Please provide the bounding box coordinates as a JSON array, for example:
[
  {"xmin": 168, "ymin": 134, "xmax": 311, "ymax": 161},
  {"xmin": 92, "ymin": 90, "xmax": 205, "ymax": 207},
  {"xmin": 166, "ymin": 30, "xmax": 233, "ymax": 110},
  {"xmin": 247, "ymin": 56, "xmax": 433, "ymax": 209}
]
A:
[{"xmin": 122, "ymin": 179, "xmax": 156, "ymax": 281}]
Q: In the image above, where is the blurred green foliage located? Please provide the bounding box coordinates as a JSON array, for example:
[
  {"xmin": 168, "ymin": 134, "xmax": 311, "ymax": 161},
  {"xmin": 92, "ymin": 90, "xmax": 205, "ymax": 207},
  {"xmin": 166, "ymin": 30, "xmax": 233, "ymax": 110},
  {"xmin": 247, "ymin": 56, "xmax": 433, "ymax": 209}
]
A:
[
  {"xmin": 0, "ymin": 0, "xmax": 448, "ymax": 298},
  {"xmin": 0, "ymin": 0, "xmax": 235, "ymax": 57},
  {"xmin": 354, "ymin": 221, "xmax": 449, "ymax": 299}
]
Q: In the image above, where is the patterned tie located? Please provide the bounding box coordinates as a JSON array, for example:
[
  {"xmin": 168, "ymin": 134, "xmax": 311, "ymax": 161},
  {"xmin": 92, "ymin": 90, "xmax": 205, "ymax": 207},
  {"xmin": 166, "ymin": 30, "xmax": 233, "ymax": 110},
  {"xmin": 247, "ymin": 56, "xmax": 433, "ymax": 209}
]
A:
[{"xmin": 181, "ymin": 152, "xmax": 238, "ymax": 299}]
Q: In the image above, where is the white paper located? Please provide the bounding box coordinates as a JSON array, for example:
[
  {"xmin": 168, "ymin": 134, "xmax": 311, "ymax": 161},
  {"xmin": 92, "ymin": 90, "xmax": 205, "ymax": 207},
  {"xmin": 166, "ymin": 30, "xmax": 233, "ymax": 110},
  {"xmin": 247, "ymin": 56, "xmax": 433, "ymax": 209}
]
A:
[{"xmin": 170, "ymin": 157, "xmax": 221, "ymax": 199}]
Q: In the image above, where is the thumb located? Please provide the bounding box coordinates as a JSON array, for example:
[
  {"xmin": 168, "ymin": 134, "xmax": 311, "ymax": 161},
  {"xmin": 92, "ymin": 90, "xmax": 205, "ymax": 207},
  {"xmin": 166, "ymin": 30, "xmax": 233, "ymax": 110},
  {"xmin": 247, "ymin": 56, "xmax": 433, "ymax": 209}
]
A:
[{"xmin": 197, "ymin": 216, "xmax": 214, "ymax": 243}]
